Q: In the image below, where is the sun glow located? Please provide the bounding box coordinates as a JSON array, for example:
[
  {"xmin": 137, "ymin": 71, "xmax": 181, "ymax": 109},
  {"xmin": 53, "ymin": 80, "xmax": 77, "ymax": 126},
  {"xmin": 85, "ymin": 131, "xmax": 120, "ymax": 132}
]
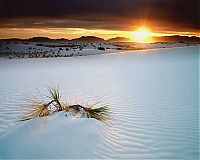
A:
[{"xmin": 131, "ymin": 27, "xmax": 153, "ymax": 43}]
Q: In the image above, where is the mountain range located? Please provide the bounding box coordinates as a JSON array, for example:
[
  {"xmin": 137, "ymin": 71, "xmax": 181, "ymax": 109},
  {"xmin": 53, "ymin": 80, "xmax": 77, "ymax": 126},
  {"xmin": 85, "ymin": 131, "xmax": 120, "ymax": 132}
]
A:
[{"xmin": 0, "ymin": 35, "xmax": 199, "ymax": 43}]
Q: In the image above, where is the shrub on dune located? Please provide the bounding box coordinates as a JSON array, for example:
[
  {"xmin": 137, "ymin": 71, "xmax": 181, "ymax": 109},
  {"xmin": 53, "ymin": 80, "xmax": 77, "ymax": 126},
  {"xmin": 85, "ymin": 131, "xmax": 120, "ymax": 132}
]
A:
[{"xmin": 20, "ymin": 87, "xmax": 111, "ymax": 124}]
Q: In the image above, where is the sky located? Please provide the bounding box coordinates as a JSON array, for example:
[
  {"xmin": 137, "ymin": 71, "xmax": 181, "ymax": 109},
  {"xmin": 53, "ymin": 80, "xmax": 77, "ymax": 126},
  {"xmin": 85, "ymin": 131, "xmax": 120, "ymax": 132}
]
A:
[{"xmin": 0, "ymin": 0, "xmax": 199, "ymax": 40}]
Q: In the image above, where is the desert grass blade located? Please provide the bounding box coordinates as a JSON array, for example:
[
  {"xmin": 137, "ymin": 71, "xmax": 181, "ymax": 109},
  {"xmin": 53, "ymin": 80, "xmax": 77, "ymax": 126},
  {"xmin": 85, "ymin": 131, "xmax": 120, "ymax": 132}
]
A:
[{"xmin": 20, "ymin": 100, "xmax": 52, "ymax": 121}]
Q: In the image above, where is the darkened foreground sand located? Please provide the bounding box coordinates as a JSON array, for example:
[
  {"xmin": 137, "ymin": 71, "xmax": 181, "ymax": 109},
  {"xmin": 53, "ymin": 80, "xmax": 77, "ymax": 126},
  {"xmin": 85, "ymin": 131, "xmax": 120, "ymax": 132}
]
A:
[{"xmin": 0, "ymin": 47, "xmax": 198, "ymax": 159}]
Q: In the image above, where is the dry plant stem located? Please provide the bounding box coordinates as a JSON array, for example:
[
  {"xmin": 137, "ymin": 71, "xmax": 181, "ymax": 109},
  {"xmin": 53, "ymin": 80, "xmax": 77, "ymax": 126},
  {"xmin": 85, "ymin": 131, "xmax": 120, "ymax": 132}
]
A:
[
  {"xmin": 47, "ymin": 100, "xmax": 54, "ymax": 106},
  {"xmin": 56, "ymin": 100, "xmax": 62, "ymax": 111}
]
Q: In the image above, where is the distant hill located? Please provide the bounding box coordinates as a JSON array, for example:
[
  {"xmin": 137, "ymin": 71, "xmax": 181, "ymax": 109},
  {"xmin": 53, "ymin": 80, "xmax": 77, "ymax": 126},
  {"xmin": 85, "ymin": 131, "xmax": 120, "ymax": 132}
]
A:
[
  {"xmin": 53, "ymin": 38, "xmax": 70, "ymax": 42},
  {"xmin": 0, "ymin": 37, "xmax": 53, "ymax": 42},
  {"xmin": 0, "ymin": 38, "xmax": 24, "ymax": 42},
  {"xmin": 27, "ymin": 37, "xmax": 52, "ymax": 42},
  {"xmin": 107, "ymin": 37, "xmax": 130, "ymax": 42},
  {"xmin": 0, "ymin": 35, "xmax": 199, "ymax": 43},
  {"xmin": 71, "ymin": 36, "xmax": 105, "ymax": 42},
  {"xmin": 153, "ymin": 35, "xmax": 200, "ymax": 43}
]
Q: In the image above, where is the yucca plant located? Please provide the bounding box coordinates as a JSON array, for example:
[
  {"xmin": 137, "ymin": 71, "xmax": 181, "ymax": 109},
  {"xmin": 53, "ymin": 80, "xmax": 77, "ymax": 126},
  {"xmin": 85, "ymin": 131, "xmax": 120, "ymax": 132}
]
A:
[
  {"xmin": 67, "ymin": 104, "xmax": 110, "ymax": 123},
  {"xmin": 47, "ymin": 87, "xmax": 62, "ymax": 111},
  {"xmin": 20, "ymin": 86, "xmax": 111, "ymax": 124},
  {"xmin": 20, "ymin": 100, "xmax": 53, "ymax": 121},
  {"xmin": 83, "ymin": 105, "xmax": 110, "ymax": 123}
]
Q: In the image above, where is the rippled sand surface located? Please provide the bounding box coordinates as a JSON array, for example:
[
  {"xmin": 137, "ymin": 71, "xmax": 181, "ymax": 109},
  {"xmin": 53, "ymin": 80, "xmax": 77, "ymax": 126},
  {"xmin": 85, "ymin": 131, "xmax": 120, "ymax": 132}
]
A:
[{"xmin": 0, "ymin": 47, "xmax": 198, "ymax": 159}]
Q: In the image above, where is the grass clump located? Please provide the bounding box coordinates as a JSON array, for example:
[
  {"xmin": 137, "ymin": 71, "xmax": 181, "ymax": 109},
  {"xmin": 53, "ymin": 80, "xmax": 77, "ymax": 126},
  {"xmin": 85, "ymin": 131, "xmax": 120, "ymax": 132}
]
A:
[
  {"xmin": 83, "ymin": 105, "xmax": 110, "ymax": 123},
  {"xmin": 20, "ymin": 87, "xmax": 110, "ymax": 124},
  {"xmin": 48, "ymin": 87, "xmax": 62, "ymax": 111},
  {"xmin": 20, "ymin": 100, "xmax": 51, "ymax": 121}
]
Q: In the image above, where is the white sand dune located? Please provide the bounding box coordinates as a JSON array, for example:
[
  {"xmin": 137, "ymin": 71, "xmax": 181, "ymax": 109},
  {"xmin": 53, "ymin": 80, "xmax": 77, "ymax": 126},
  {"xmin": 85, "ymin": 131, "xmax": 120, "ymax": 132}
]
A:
[
  {"xmin": 0, "ymin": 113, "xmax": 105, "ymax": 159},
  {"xmin": 0, "ymin": 41, "xmax": 197, "ymax": 59},
  {"xmin": 0, "ymin": 46, "xmax": 199, "ymax": 159}
]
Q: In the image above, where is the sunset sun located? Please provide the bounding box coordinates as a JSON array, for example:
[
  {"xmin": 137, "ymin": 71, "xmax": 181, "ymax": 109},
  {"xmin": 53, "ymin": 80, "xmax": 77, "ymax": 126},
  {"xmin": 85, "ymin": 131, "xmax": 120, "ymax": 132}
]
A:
[{"xmin": 131, "ymin": 27, "xmax": 153, "ymax": 43}]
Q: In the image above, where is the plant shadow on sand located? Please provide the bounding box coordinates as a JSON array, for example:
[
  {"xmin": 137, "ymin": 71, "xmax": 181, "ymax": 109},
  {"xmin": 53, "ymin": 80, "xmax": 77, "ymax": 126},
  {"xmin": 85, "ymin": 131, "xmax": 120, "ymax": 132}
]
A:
[{"xmin": 19, "ymin": 86, "xmax": 111, "ymax": 125}]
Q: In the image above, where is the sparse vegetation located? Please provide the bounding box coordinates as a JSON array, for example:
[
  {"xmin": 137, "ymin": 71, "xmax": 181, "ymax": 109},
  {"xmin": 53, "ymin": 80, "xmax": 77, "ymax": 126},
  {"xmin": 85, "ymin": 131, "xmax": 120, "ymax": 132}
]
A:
[
  {"xmin": 36, "ymin": 43, "xmax": 43, "ymax": 46},
  {"xmin": 98, "ymin": 47, "xmax": 105, "ymax": 50},
  {"xmin": 20, "ymin": 87, "xmax": 111, "ymax": 124}
]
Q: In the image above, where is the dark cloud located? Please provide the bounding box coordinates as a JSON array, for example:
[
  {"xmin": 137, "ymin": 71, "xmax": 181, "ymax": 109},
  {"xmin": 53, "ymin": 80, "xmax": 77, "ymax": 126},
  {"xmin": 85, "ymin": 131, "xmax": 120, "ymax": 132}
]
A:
[{"xmin": 0, "ymin": 0, "xmax": 199, "ymax": 31}]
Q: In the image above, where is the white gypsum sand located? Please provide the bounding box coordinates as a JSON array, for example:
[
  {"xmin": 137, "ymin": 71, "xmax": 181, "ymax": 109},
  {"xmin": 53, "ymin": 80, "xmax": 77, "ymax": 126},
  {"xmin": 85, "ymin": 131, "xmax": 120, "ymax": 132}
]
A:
[{"xmin": 0, "ymin": 46, "xmax": 198, "ymax": 159}]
